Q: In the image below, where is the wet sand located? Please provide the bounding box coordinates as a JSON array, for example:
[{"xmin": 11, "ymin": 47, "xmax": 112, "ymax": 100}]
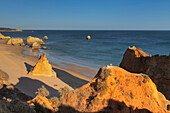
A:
[{"xmin": 0, "ymin": 39, "xmax": 94, "ymax": 98}]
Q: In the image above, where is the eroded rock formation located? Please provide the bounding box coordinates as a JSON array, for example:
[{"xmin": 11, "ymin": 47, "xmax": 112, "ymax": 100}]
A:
[
  {"xmin": 0, "ymin": 33, "xmax": 11, "ymax": 39},
  {"xmin": 120, "ymin": 46, "xmax": 170, "ymax": 100},
  {"xmin": 43, "ymin": 36, "xmax": 48, "ymax": 40},
  {"xmin": 42, "ymin": 46, "xmax": 47, "ymax": 50},
  {"xmin": 7, "ymin": 37, "xmax": 25, "ymax": 46},
  {"xmin": 28, "ymin": 54, "xmax": 56, "ymax": 77},
  {"xmin": 29, "ymin": 66, "xmax": 170, "ymax": 113},
  {"xmin": 26, "ymin": 36, "xmax": 45, "ymax": 45},
  {"xmin": 27, "ymin": 95, "xmax": 53, "ymax": 110},
  {"xmin": 32, "ymin": 42, "xmax": 41, "ymax": 49}
]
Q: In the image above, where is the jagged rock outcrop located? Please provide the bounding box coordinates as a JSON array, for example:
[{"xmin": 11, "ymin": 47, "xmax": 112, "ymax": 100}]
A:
[
  {"xmin": 120, "ymin": 46, "xmax": 170, "ymax": 100},
  {"xmin": 26, "ymin": 36, "xmax": 45, "ymax": 45},
  {"xmin": 32, "ymin": 42, "xmax": 41, "ymax": 49},
  {"xmin": 61, "ymin": 66, "xmax": 170, "ymax": 113},
  {"xmin": 0, "ymin": 33, "xmax": 11, "ymax": 39},
  {"xmin": 28, "ymin": 54, "xmax": 56, "ymax": 77},
  {"xmin": 27, "ymin": 95, "xmax": 53, "ymax": 110},
  {"xmin": 29, "ymin": 66, "xmax": 170, "ymax": 113},
  {"xmin": 7, "ymin": 37, "xmax": 25, "ymax": 46},
  {"xmin": 43, "ymin": 36, "xmax": 48, "ymax": 40}
]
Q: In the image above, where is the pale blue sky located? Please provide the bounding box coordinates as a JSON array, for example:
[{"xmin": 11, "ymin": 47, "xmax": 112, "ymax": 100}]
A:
[{"xmin": 0, "ymin": 0, "xmax": 170, "ymax": 30}]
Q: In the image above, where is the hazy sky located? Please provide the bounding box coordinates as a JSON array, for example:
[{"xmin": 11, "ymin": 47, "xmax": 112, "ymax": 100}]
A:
[{"xmin": 0, "ymin": 0, "xmax": 170, "ymax": 30}]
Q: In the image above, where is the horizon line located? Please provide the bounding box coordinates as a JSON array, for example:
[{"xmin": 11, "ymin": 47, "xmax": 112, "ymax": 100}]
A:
[{"xmin": 22, "ymin": 29, "xmax": 170, "ymax": 31}]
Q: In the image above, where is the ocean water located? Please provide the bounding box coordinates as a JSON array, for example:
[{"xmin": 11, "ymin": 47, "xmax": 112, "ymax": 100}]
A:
[{"xmin": 2, "ymin": 30, "xmax": 170, "ymax": 76}]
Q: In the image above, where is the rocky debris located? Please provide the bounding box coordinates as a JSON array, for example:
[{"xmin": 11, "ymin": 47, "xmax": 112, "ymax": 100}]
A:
[
  {"xmin": 120, "ymin": 46, "xmax": 170, "ymax": 100},
  {"xmin": 0, "ymin": 84, "xmax": 32, "ymax": 102},
  {"xmin": 7, "ymin": 37, "xmax": 25, "ymax": 46},
  {"xmin": 28, "ymin": 54, "xmax": 56, "ymax": 77},
  {"xmin": 42, "ymin": 46, "xmax": 47, "ymax": 50},
  {"xmin": 0, "ymin": 73, "xmax": 34, "ymax": 113},
  {"xmin": 0, "ymin": 33, "xmax": 11, "ymax": 39},
  {"xmin": 26, "ymin": 36, "xmax": 45, "ymax": 46},
  {"xmin": 43, "ymin": 36, "xmax": 48, "ymax": 40},
  {"xmin": 32, "ymin": 42, "xmax": 41, "ymax": 49},
  {"xmin": 27, "ymin": 95, "xmax": 53, "ymax": 110},
  {"xmin": 0, "ymin": 98, "xmax": 36, "ymax": 113}
]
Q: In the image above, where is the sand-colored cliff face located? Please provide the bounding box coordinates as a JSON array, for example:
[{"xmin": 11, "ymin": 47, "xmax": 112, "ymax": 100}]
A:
[
  {"xmin": 26, "ymin": 36, "xmax": 45, "ymax": 45},
  {"xmin": 7, "ymin": 38, "xmax": 25, "ymax": 46},
  {"xmin": 31, "ymin": 66, "xmax": 170, "ymax": 112},
  {"xmin": 28, "ymin": 54, "xmax": 56, "ymax": 77},
  {"xmin": 59, "ymin": 66, "xmax": 169, "ymax": 113},
  {"xmin": 120, "ymin": 46, "xmax": 170, "ymax": 100}
]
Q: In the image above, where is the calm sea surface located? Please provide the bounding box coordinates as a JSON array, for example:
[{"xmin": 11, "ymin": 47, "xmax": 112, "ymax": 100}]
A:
[{"xmin": 3, "ymin": 30, "xmax": 170, "ymax": 76}]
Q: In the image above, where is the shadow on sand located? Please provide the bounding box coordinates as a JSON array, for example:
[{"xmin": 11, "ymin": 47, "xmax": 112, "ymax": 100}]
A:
[
  {"xmin": 14, "ymin": 77, "xmax": 60, "ymax": 98},
  {"xmin": 24, "ymin": 62, "xmax": 33, "ymax": 73},
  {"xmin": 24, "ymin": 62, "xmax": 89, "ymax": 89},
  {"xmin": 52, "ymin": 67, "xmax": 89, "ymax": 89}
]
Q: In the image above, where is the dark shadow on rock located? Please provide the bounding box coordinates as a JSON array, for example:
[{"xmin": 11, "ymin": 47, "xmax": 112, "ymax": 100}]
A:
[
  {"xmin": 24, "ymin": 62, "xmax": 33, "ymax": 73},
  {"xmin": 56, "ymin": 99, "xmax": 152, "ymax": 113},
  {"xmin": 14, "ymin": 77, "xmax": 60, "ymax": 98},
  {"xmin": 96, "ymin": 99, "xmax": 152, "ymax": 113},
  {"xmin": 53, "ymin": 67, "xmax": 89, "ymax": 89}
]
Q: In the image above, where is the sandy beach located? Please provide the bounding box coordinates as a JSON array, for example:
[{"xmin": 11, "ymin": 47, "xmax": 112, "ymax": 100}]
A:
[{"xmin": 0, "ymin": 39, "xmax": 93, "ymax": 98}]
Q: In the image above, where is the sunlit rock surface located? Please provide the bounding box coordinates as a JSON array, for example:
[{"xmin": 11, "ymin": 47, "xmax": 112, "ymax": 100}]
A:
[
  {"xmin": 28, "ymin": 54, "xmax": 56, "ymax": 77},
  {"xmin": 120, "ymin": 46, "xmax": 170, "ymax": 100},
  {"xmin": 29, "ymin": 66, "xmax": 170, "ymax": 112},
  {"xmin": 7, "ymin": 37, "xmax": 25, "ymax": 46},
  {"xmin": 43, "ymin": 36, "xmax": 48, "ymax": 40},
  {"xmin": 32, "ymin": 42, "xmax": 41, "ymax": 49},
  {"xmin": 26, "ymin": 36, "xmax": 45, "ymax": 45},
  {"xmin": 0, "ymin": 33, "xmax": 11, "ymax": 39}
]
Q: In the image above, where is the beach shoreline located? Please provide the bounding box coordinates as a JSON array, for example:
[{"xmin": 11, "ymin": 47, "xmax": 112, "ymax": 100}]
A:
[{"xmin": 0, "ymin": 39, "xmax": 93, "ymax": 98}]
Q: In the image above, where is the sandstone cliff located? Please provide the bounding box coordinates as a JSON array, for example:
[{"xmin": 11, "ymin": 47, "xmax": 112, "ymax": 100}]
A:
[
  {"xmin": 26, "ymin": 36, "xmax": 45, "ymax": 45},
  {"xmin": 7, "ymin": 37, "xmax": 25, "ymax": 46},
  {"xmin": 29, "ymin": 66, "xmax": 170, "ymax": 113},
  {"xmin": 28, "ymin": 54, "xmax": 56, "ymax": 77},
  {"xmin": 120, "ymin": 46, "xmax": 170, "ymax": 100}
]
